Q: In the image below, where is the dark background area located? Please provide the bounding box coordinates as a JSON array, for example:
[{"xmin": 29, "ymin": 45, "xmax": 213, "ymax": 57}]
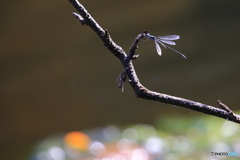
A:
[{"xmin": 1, "ymin": 0, "xmax": 240, "ymax": 159}]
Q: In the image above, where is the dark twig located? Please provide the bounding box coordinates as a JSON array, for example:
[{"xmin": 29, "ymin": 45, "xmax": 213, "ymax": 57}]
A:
[
  {"xmin": 72, "ymin": 12, "xmax": 85, "ymax": 25},
  {"xmin": 127, "ymin": 33, "xmax": 145, "ymax": 61},
  {"xmin": 217, "ymin": 100, "xmax": 239, "ymax": 121},
  {"xmin": 68, "ymin": 0, "xmax": 240, "ymax": 124}
]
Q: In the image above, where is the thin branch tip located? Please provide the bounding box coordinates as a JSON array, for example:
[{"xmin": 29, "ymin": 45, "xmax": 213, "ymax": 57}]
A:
[
  {"xmin": 217, "ymin": 100, "xmax": 232, "ymax": 113},
  {"xmin": 132, "ymin": 54, "xmax": 140, "ymax": 59},
  {"xmin": 72, "ymin": 12, "xmax": 85, "ymax": 25},
  {"xmin": 217, "ymin": 100, "xmax": 240, "ymax": 122}
]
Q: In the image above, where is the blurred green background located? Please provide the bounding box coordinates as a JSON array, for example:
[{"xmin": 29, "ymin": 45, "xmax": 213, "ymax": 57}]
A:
[{"xmin": 1, "ymin": 0, "xmax": 240, "ymax": 159}]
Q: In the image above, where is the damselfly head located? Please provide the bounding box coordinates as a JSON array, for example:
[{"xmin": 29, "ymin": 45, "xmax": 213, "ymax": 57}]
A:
[
  {"xmin": 141, "ymin": 30, "xmax": 149, "ymax": 41},
  {"xmin": 143, "ymin": 30, "xmax": 148, "ymax": 34}
]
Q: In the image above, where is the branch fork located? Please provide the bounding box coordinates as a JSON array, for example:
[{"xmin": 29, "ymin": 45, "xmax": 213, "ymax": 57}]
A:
[{"xmin": 68, "ymin": 0, "xmax": 240, "ymax": 124}]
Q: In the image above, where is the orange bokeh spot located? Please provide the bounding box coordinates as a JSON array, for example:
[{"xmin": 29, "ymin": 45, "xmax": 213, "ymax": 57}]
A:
[{"xmin": 64, "ymin": 131, "xmax": 91, "ymax": 150}]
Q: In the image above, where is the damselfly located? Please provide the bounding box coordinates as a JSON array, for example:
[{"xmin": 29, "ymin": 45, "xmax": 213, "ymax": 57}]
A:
[{"xmin": 144, "ymin": 31, "xmax": 186, "ymax": 59}]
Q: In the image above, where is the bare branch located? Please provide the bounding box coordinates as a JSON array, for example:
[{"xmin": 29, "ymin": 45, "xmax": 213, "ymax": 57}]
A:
[
  {"xmin": 67, "ymin": 0, "xmax": 240, "ymax": 124},
  {"xmin": 128, "ymin": 33, "xmax": 145, "ymax": 60}
]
